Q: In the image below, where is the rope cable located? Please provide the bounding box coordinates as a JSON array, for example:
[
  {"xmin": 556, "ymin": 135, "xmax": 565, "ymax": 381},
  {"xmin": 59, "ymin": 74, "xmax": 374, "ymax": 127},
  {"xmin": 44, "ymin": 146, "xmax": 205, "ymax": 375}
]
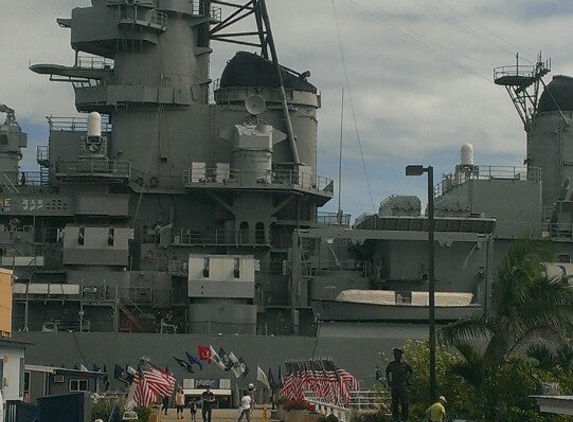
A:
[
  {"xmin": 332, "ymin": 0, "xmax": 377, "ymax": 213},
  {"xmin": 333, "ymin": 0, "xmax": 539, "ymax": 84}
]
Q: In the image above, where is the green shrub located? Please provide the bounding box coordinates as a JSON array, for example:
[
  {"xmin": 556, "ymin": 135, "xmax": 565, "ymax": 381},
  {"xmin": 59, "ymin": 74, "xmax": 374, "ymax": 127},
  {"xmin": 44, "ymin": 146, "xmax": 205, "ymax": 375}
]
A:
[
  {"xmin": 92, "ymin": 398, "xmax": 125, "ymax": 421},
  {"xmin": 134, "ymin": 405, "xmax": 152, "ymax": 422},
  {"xmin": 350, "ymin": 411, "xmax": 389, "ymax": 422}
]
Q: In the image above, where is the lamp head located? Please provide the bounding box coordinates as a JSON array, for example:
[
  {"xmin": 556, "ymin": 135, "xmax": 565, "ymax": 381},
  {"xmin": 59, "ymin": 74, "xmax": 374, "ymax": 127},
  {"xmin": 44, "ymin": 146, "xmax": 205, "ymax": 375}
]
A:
[{"xmin": 405, "ymin": 165, "xmax": 425, "ymax": 176}]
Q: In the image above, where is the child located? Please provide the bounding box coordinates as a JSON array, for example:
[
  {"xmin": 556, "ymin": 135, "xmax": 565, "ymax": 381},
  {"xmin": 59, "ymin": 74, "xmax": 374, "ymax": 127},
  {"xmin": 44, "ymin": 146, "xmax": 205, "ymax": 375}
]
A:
[{"xmin": 189, "ymin": 399, "xmax": 198, "ymax": 422}]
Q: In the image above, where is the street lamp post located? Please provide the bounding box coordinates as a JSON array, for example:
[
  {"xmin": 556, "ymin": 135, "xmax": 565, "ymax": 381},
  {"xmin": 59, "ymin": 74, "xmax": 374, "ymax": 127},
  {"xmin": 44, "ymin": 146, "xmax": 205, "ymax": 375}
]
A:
[{"xmin": 405, "ymin": 164, "xmax": 436, "ymax": 402}]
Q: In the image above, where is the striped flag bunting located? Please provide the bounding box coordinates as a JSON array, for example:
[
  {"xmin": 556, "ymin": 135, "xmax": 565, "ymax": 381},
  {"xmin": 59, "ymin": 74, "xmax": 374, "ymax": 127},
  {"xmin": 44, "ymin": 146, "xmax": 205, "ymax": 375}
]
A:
[
  {"xmin": 279, "ymin": 358, "xmax": 359, "ymax": 407},
  {"xmin": 133, "ymin": 357, "xmax": 176, "ymax": 407}
]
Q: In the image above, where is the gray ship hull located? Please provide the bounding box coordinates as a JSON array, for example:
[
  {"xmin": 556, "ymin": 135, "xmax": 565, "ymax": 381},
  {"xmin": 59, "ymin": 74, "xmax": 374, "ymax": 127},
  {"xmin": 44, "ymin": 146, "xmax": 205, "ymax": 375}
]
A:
[{"xmin": 13, "ymin": 329, "xmax": 429, "ymax": 389}]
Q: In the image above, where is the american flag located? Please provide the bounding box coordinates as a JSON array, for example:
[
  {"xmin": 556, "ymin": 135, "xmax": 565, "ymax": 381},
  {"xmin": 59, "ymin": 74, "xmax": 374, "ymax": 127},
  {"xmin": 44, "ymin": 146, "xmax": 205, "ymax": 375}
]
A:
[
  {"xmin": 133, "ymin": 358, "xmax": 176, "ymax": 407},
  {"xmin": 280, "ymin": 362, "xmax": 305, "ymax": 402},
  {"xmin": 279, "ymin": 359, "xmax": 358, "ymax": 407}
]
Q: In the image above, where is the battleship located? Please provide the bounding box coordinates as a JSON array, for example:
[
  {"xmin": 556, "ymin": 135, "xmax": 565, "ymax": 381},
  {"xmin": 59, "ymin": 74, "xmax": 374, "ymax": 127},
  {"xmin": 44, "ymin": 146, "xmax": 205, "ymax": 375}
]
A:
[{"xmin": 5, "ymin": 0, "xmax": 573, "ymax": 386}]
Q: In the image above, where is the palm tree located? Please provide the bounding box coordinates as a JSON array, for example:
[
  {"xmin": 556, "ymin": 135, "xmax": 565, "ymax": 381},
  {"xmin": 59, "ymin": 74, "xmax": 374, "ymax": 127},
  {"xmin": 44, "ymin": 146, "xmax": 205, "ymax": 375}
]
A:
[{"xmin": 438, "ymin": 238, "xmax": 573, "ymax": 419}]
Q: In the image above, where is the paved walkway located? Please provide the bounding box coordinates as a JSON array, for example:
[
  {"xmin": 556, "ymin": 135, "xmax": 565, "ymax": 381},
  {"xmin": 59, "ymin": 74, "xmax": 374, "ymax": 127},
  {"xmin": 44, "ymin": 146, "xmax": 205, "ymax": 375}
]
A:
[{"xmin": 157, "ymin": 408, "xmax": 273, "ymax": 422}]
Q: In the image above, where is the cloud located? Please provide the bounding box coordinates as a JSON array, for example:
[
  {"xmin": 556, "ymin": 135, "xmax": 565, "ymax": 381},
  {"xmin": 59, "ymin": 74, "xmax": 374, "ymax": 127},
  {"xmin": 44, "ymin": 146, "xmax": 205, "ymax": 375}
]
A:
[{"xmin": 2, "ymin": 0, "xmax": 570, "ymax": 219}]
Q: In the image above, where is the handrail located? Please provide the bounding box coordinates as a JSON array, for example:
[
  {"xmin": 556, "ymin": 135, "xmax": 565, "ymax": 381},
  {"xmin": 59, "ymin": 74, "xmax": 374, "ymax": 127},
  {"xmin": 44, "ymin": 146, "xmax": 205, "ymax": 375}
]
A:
[
  {"xmin": 436, "ymin": 165, "xmax": 540, "ymax": 197},
  {"xmin": 76, "ymin": 54, "xmax": 114, "ymax": 70},
  {"xmin": 182, "ymin": 167, "xmax": 334, "ymax": 196},
  {"xmin": 47, "ymin": 115, "xmax": 112, "ymax": 132},
  {"xmin": 305, "ymin": 390, "xmax": 389, "ymax": 422},
  {"xmin": 317, "ymin": 211, "xmax": 351, "ymax": 227},
  {"xmin": 54, "ymin": 160, "xmax": 130, "ymax": 178},
  {"xmin": 169, "ymin": 228, "xmax": 271, "ymax": 246}
]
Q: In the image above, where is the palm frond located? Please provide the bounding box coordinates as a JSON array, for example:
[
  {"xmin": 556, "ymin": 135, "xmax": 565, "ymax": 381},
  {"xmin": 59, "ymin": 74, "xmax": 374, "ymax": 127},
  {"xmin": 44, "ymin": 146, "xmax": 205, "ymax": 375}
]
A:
[
  {"xmin": 526, "ymin": 344, "xmax": 554, "ymax": 369},
  {"xmin": 438, "ymin": 317, "xmax": 492, "ymax": 346}
]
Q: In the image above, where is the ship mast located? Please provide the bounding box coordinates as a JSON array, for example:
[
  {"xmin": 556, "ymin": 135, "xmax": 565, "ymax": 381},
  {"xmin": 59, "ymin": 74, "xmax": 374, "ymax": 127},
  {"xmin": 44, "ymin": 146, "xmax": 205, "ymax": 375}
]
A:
[{"xmin": 493, "ymin": 53, "xmax": 551, "ymax": 131}]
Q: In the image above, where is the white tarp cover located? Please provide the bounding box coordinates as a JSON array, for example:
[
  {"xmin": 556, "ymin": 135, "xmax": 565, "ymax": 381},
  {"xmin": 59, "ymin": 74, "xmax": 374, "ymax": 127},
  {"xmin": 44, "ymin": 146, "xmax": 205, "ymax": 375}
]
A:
[{"xmin": 335, "ymin": 289, "xmax": 473, "ymax": 306}]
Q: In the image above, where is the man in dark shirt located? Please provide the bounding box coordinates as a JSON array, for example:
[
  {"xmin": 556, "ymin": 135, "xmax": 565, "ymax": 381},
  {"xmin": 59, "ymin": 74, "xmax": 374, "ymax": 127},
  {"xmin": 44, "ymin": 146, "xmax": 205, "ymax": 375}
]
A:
[
  {"xmin": 201, "ymin": 387, "xmax": 217, "ymax": 422},
  {"xmin": 385, "ymin": 348, "xmax": 413, "ymax": 422}
]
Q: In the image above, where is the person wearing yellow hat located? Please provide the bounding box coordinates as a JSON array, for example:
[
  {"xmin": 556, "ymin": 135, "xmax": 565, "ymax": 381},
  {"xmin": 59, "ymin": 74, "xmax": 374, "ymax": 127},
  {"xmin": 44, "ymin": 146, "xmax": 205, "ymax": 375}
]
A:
[{"xmin": 426, "ymin": 396, "xmax": 447, "ymax": 422}]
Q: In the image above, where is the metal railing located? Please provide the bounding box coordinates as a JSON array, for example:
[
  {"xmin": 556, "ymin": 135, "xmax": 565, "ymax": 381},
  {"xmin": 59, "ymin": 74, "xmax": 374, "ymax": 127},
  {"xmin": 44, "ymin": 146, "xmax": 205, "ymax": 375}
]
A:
[
  {"xmin": 119, "ymin": 9, "xmax": 167, "ymax": 29},
  {"xmin": 493, "ymin": 58, "xmax": 551, "ymax": 81},
  {"xmin": 148, "ymin": 10, "xmax": 168, "ymax": 27},
  {"xmin": 302, "ymin": 260, "xmax": 371, "ymax": 277},
  {"xmin": 317, "ymin": 211, "xmax": 351, "ymax": 227},
  {"xmin": 48, "ymin": 115, "xmax": 112, "ymax": 132},
  {"xmin": 54, "ymin": 160, "xmax": 130, "ymax": 179},
  {"xmin": 305, "ymin": 390, "xmax": 388, "ymax": 422},
  {"xmin": 37, "ymin": 145, "xmax": 49, "ymax": 163},
  {"xmin": 171, "ymin": 228, "xmax": 271, "ymax": 246},
  {"xmin": 182, "ymin": 167, "xmax": 334, "ymax": 196},
  {"xmin": 436, "ymin": 165, "xmax": 540, "ymax": 197},
  {"xmin": 18, "ymin": 171, "xmax": 48, "ymax": 186},
  {"xmin": 76, "ymin": 54, "xmax": 114, "ymax": 69}
]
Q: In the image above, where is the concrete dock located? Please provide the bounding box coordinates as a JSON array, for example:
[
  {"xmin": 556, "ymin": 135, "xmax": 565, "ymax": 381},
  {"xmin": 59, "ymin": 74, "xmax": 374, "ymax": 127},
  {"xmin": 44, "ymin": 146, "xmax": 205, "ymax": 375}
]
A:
[{"xmin": 155, "ymin": 408, "xmax": 272, "ymax": 422}]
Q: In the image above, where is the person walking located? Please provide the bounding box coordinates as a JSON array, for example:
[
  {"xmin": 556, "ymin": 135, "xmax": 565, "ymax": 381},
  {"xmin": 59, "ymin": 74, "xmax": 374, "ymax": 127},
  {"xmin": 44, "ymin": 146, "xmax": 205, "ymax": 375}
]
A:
[
  {"xmin": 247, "ymin": 383, "xmax": 256, "ymax": 414},
  {"xmin": 426, "ymin": 396, "xmax": 447, "ymax": 422},
  {"xmin": 161, "ymin": 395, "xmax": 170, "ymax": 415},
  {"xmin": 201, "ymin": 386, "xmax": 217, "ymax": 422},
  {"xmin": 175, "ymin": 388, "xmax": 186, "ymax": 419},
  {"xmin": 385, "ymin": 348, "xmax": 413, "ymax": 422},
  {"xmin": 189, "ymin": 399, "xmax": 198, "ymax": 422},
  {"xmin": 237, "ymin": 390, "xmax": 252, "ymax": 422}
]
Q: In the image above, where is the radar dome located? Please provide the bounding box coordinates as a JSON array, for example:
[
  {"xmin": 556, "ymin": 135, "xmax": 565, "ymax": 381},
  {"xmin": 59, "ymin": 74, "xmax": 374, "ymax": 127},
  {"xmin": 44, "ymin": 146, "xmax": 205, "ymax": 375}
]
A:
[
  {"xmin": 87, "ymin": 111, "xmax": 102, "ymax": 138},
  {"xmin": 461, "ymin": 143, "xmax": 474, "ymax": 166}
]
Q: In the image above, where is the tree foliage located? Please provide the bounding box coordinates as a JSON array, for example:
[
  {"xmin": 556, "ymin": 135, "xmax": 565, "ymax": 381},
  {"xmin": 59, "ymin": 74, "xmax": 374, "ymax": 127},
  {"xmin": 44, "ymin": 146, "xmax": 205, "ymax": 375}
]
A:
[
  {"xmin": 433, "ymin": 238, "xmax": 573, "ymax": 421},
  {"xmin": 369, "ymin": 239, "xmax": 573, "ymax": 422}
]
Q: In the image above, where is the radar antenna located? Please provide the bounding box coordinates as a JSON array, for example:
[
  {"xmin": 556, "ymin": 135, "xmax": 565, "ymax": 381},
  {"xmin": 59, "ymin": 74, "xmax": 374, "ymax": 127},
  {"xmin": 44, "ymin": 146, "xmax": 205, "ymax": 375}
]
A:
[{"xmin": 493, "ymin": 53, "xmax": 551, "ymax": 130}]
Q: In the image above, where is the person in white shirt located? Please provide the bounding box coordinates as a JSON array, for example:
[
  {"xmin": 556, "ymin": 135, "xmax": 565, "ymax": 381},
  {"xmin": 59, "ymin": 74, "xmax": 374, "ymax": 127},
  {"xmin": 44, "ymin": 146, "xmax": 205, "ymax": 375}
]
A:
[{"xmin": 237, "ymin": 390, "xmax": 252, "ymax": 422}]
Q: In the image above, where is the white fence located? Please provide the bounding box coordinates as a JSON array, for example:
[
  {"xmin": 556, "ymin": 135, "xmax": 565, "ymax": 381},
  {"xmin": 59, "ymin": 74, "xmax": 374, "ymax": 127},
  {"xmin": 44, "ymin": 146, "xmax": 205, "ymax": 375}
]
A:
[{"xmin": 305, "ymin": 390, "xmax": 389, "ymax": 422}]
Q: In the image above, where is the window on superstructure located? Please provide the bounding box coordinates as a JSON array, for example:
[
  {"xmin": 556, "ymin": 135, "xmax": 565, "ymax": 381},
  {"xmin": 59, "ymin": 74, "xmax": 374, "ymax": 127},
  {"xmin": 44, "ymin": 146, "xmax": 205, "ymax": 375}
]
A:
[
  {"xmin": 203, "ymin": 258, "xmax": 210, "ymax": 278},
  {"xmin": 78, "ymin": 227, "xmax": 85, "ymax": 246},
  {"xmin": 69, "ymin": 379, "xmax": 88, "ymax": 392},
  {"xmin": 24, "ymin": 371, "xmax": 30, "ymax": 395},
  {"xmin": 239, "ymin": 222, "xmax": 250, "ymax": 244},
  {"xmin": 255, "ymin": 222, "xmax": 265, "ymax": 244},
  {"xmin": 558, "ymin": 254, "xmax": 571, "ymax": 263},
  {"xmin": 19, "ymin": 358, "xmax": 25, "ymax": 397},
  {"xmin": 233, "ymin": 258, "xmax": 240, "ymax": 279}
]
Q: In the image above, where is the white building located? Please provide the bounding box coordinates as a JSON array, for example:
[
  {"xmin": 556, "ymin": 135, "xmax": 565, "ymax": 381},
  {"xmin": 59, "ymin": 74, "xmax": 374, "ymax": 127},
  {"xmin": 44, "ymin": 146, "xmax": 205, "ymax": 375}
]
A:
[{"xmin": 0, "ymin": 338, "xmax": 28, "ymax": 401}]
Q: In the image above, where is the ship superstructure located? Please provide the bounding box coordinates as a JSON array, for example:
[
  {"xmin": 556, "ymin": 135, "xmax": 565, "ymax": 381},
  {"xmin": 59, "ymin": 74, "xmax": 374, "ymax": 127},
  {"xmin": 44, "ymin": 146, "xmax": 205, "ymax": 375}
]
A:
[
  {"xmin": 7, "ymin": 2, "xmax": 573, "ymax": 386},
  {"xmin": 9, "ymin": 0, "xmax": 333, "ymax": 336}
]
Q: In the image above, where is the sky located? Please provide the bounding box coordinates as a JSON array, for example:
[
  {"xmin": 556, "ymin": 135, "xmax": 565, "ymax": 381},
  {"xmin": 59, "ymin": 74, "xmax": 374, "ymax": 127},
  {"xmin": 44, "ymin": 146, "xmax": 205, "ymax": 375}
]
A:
[{"xmin": 1, "ymin": 0, "xmax": 572, "ymax": 221}]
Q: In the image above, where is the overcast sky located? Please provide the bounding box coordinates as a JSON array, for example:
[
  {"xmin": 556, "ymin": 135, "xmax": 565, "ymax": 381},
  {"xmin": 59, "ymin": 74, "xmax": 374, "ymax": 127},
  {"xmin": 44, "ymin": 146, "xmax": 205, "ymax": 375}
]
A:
[{"xmin": 2, "ymin": 0, "xmax": 572, "ymax": 220}]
